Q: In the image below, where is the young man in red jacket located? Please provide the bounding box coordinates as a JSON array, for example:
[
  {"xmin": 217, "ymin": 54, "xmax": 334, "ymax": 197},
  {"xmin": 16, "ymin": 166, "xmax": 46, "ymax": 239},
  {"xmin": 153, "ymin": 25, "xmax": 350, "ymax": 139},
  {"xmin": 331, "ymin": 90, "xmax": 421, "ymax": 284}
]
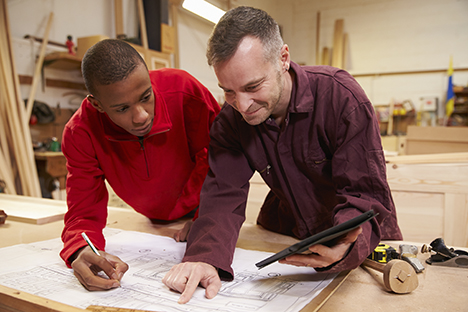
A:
[{"xmin": 60, "ymin": 39, "xmax": 220, "ymax": 290}]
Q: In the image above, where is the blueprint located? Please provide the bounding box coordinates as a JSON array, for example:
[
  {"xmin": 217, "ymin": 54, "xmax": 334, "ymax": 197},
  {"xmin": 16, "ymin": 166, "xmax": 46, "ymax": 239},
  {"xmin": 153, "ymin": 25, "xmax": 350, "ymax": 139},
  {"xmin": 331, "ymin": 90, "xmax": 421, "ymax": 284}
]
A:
[{"xmin": 0, "ymin": 228, "xmax": 338, "ymax": 312}]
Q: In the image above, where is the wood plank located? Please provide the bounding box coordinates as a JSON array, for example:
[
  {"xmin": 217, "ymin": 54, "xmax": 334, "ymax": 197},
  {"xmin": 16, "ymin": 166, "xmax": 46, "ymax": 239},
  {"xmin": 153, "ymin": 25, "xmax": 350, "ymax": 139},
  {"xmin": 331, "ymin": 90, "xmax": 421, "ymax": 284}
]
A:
[
  {"xmin": 352, "ymin": 67, "xmax": 468, "ymax": 78},
  {"xmin": 342, "ymin": 32, "xmax": 348, "ymax": 70},
  {"xmin": 137, "ymin": 0, "xmax": 149, "ymax": 49},
  {"xmin": 331, "ymin": 19, "xmax": 344, "ymax": 68},
  {"xmin": 315, "ymin": 11, "xmax": 320, "ymax": 65},
  {"xmin": 43, "ymin": 51, "xmax": 82, "ymax": 70},
  {"xmin": 321, "ymin": 47, "xmax": 329, "ymax": 66},
  {"xmin": 407, "ymin": 126, "xmax": 468, "ymax": 143},
  {"xmin": 25, "ymin": 12, "xmax": 54, "ymax": 119},
  {"xmin": 1, "ymin": 0, "xmax": 41, "ymax": 197},
  {"xmin": 443, "ymin": 193, "xmax": 468, "ymax": 247},
  {"xmin": 386, "ymin": 152, "xmax": 468, "ymax": 164},
  {"xmin": 392, "ymin": 190, "xmax": 444, "ymax": 243},
  {"xmin": 0, "ymin": 284, "xmax": 84, "ymax": 312},
  {"xmin": 169, "ymin": 1, "xmax": 180, "ymax": 68},
  {"xmin": 0, "ymin": 194, "xmax": 66, "ymax": 224},
  {"xmin": 386, "ymin": 162, "xmax": 468, "ymax": 194},
  {"xmin": 114, "ymin": 0, "xmax": 124, "ymax": 37}
]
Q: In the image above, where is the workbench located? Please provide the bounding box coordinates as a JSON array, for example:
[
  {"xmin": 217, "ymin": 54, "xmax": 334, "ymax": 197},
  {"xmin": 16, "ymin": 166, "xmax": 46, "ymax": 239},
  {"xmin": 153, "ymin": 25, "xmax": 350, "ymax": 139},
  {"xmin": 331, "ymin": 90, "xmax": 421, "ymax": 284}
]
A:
[{"xmin": 0, "ymin": 194, "xmax": 466, "ymax": 311}]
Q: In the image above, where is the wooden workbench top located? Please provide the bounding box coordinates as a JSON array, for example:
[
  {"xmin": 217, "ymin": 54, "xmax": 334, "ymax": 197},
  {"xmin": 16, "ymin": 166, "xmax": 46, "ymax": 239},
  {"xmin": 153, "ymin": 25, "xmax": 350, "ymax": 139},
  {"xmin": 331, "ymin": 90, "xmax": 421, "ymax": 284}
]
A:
[{"xmin": 0, "ymin": 195, "xmax": 467, "ymax": 311}]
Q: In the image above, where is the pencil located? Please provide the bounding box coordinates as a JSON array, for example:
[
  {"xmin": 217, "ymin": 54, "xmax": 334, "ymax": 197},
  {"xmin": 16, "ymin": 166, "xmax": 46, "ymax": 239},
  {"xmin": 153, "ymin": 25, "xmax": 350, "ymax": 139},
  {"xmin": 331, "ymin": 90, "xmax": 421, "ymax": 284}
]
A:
[{"xmin": 81, "ymin": 232, "xmax": 101, "ymax": 256}]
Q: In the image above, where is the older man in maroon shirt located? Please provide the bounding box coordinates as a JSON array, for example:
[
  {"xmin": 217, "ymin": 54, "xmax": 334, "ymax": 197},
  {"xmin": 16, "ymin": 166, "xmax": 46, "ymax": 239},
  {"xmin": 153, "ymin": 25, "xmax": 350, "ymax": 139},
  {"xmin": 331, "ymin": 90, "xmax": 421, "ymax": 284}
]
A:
[{"xmin": 163, "ymin": 6, "xmax": 402, "ymax": 303}]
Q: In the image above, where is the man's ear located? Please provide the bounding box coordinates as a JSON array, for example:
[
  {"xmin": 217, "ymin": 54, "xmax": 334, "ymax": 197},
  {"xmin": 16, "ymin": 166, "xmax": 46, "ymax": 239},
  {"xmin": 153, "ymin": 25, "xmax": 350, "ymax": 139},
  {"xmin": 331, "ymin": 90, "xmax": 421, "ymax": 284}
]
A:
[
  {"xmin": 280, "ymin": 44, "xmax": 290, "ymax": 72},
  {"xmin": 87, "ymin": 95, "xmax": 105, "ymax": 113}
]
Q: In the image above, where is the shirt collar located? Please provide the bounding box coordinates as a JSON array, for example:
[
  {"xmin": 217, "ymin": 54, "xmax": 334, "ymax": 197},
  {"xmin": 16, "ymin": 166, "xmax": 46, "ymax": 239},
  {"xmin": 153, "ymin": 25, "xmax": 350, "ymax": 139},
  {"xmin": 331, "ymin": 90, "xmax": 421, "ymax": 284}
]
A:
[{"xmin": 288, "ymin": 61, "xmax": 315, "ymax": 114}]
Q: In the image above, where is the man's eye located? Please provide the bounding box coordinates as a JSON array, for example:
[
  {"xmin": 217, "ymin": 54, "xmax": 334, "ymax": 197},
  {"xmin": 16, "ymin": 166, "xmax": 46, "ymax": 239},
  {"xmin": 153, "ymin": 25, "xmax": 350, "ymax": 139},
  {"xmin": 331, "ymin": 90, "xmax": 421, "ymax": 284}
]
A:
[
  {"xmin": 116, "ymin": 107, "xmax": 129, "ymax": 113},
  {"xmin": 247, "ymin": 84, "xmax": 260, "ymax": 91}
]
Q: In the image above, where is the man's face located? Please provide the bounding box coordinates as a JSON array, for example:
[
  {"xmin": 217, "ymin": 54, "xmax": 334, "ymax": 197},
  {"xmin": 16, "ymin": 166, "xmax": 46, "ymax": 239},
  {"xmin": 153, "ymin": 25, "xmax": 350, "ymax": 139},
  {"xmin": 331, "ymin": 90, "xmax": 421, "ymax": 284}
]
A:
[
  {"xmin": 89, "ymin": 64, "xmax": 155, "ymax": 137},
  {"xmin": 214, "ymin": 36, "xmax": 290, "ymax": 126}
]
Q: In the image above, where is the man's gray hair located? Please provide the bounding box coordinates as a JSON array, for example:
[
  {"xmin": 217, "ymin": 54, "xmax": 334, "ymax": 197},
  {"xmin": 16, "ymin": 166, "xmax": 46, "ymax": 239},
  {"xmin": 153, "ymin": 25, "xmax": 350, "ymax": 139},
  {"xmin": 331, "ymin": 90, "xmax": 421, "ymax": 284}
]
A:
[{"xmin": 206, "ymin": 6, "xmax": 284, "ymax": 67}]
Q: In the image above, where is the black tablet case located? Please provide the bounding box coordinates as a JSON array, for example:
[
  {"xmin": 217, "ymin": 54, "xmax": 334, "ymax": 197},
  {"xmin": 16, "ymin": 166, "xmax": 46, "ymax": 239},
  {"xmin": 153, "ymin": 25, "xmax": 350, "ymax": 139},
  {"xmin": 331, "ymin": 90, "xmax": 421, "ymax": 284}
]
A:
[{"xmin": 255, "ymin": 210, "xmax": 377, "ymax": 269}]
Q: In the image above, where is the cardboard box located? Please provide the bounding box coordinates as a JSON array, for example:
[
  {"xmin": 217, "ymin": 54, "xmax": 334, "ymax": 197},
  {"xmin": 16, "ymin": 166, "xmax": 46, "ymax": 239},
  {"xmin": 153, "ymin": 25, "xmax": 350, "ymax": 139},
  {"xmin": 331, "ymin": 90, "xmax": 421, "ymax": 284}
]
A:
[{"xmin": 76, "ymin": 35, "xmax": 109, "ymax": 59}]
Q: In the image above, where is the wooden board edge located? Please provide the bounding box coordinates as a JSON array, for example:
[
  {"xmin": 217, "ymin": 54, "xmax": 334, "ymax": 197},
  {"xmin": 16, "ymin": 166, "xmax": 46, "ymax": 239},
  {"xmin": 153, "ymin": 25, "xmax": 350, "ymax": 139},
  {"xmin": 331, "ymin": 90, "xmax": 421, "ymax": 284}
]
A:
[
  {"xmin": 0, "ymin": 284, "xmax": 85, "ymax": 312},
  {"xmin": 302, "ymin": 270, "xmax": 351, "ymax": 312},
  {"xmin": 6, "ymin": 213, "xmax": 65, "ymax": 225}
]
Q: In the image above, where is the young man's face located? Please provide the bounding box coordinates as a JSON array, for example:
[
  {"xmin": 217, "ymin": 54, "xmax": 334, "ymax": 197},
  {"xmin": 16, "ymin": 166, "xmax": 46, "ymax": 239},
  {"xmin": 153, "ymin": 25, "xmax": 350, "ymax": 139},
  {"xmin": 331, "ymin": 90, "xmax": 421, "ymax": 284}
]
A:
[
  {"xmin": 88, "ymin": 64, "xmax": 155, "ymax": 137},
  {"xmin": 214, "ymin": 36, "xmax": 291, "ymax": 126}
]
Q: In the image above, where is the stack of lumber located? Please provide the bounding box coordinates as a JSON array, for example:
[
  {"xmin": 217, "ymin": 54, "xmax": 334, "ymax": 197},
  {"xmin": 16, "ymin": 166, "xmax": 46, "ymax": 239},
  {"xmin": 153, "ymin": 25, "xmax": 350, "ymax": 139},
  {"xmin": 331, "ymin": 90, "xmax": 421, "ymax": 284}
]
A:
[{"xmin": 0, "ymin": 0, "xmax": 41, "ymax": 197}]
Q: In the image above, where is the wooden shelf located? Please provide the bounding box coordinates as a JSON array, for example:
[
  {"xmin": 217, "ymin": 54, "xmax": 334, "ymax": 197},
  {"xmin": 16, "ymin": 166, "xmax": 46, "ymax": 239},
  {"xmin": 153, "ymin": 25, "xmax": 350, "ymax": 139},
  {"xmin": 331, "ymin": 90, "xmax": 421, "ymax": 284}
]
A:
[{"xmin": 43, "ymin": 52, "xmax": 81, "ymax": 70}]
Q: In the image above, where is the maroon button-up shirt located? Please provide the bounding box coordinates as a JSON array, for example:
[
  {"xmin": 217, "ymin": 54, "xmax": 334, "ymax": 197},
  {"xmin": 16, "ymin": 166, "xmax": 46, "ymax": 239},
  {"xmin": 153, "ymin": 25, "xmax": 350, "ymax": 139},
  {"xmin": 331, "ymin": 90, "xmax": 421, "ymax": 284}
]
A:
[{"xmin": 183, "ymin": 62, "xmax": 402, "ymax": 279}]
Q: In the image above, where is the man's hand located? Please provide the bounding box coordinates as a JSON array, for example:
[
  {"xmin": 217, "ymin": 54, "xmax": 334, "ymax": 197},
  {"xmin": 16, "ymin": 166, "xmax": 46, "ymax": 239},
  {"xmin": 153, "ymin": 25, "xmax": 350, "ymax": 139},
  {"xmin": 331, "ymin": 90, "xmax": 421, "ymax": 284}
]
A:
[
  {"xmin": 174, "ymin": 220, "xmax": 193, "ymax": 242},
  {"xmin": 279, "ymin": 226, "xmax": 362, "ymax": 268},
  {"xmin": 71, "ymin": 246, "xmax": 129, "ymax": 291},
  {"xmin": 162, "ymin": 262, "xmax": 221, "ymax": 304}
]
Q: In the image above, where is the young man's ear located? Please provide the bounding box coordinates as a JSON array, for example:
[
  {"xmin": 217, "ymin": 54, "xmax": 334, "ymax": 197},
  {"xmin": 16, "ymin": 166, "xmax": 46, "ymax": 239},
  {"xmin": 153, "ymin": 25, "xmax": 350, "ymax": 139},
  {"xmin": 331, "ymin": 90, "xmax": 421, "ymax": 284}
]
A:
[{"xmin": 87, "ymin": 95, "xmax": 105, "ymax": 113}]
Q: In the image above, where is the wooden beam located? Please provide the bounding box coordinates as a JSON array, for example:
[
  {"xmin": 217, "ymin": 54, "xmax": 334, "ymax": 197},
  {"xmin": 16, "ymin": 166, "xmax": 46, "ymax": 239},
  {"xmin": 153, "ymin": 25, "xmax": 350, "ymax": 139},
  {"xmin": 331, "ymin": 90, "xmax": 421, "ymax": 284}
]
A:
[
  {"xmin": 170, "ymin": 0, "xmax": 180, "ymax": 68},
  {"xmin": 137, "ymin": 0, "xmax": 149, "ymax": 49},
  {"xmin": 352, "ymin": 67, "xmax": 468, "ymax": 78},
  {"xmin": 386, "ymin": 152, "xmax": 468, "ymax": 164},
  {"xmin": 342, "ymin": 32, "xmax": 348, "ymax": 70},
  {"xmin": 315, "ymin": 11, "xmax": 320, "ymax": 65},
  {"xmin": 331, "ymin": 19, "xmax": 344, "ymax": 68},
  {"xmin": 321, "ymin": 47, "xmax": 330, "ymax": 66},
  {"xmin": 0, "ymin": 284, "xmax": 85, "ymax": 312},
  {"xmin": 19, "ymin": 75, "xmax": 86, "ymax": 90},
  {"xmin": 0, "ymin": 0, "xmax": 41, "ymax": 197},
  {"xmin": 25, "ymin": 12, "xmax": 54, "ymax": 119},
  {"xmin": 114, "ymin": 0, "xmax": 124, "ymax": 37}
]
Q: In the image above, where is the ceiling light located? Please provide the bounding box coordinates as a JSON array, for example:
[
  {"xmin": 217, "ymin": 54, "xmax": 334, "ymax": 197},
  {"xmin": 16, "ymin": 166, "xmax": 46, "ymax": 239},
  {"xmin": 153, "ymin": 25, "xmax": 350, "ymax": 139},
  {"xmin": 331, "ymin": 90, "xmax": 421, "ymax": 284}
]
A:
[{"xmin": 182, "ymin": 0, "xmax": 225, "ymax": 24}]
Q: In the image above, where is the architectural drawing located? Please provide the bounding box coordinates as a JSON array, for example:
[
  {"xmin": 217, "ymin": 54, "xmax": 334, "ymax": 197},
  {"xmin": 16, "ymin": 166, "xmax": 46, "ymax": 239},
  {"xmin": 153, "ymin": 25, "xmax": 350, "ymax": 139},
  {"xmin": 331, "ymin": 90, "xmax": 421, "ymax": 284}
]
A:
[{"xmin": 0, "ymin": 229, "xmax": 338, "ymax": 312}]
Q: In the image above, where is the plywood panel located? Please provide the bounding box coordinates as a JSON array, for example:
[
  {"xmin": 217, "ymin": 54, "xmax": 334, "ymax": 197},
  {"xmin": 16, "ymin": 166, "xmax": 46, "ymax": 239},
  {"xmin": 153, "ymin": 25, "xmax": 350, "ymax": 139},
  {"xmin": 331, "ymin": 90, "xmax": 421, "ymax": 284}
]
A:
[
  {"xmin": 392, "ymin": 191, "xmax": 444, "ymax": 243},
  {"xmin": 0, "ymin": 194, "xmax": 66, "ymax": 224},
  {"xmin": 443, "ymin": 193, "xmax": 468, "ymax": 247},
  {"xmin": 387, "ymin": 163, "xmax": 468, "ymax": 194}
]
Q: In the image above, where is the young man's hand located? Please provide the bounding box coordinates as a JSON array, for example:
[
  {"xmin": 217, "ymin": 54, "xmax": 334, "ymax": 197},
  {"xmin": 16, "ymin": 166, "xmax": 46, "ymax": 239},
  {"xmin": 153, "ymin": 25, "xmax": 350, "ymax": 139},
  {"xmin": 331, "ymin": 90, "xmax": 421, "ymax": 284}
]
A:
[
  {"xmin": 71, "ymin": 246, "xmax": 129, "ymax": 291},
  {"xmin": 279, "ymin": 226, "xmax": 362, "ymax": 268},
  {"xmin": 162, "ymin": 262, "xmax": 221, "ymax": 303}
]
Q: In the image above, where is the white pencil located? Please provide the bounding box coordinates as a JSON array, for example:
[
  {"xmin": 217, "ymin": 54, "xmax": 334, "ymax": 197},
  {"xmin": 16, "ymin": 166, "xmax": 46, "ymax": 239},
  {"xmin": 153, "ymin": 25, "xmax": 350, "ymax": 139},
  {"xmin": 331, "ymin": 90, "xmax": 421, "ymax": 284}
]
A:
[{"xmin": 81, "ymin": 232, "xmax": 101, "ymax": 256}]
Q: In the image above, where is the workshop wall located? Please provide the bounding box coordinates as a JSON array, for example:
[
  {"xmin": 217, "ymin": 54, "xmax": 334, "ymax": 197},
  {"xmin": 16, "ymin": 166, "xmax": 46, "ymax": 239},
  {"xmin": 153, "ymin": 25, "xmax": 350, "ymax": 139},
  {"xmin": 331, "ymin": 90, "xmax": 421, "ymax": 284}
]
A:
[
  {"xmin": 241, "ymin": 0, "xmax": 468, "ymax": 113},
  {"xmin": 7, "ymin": 0, "xmax": 468, "ymax": 117}
]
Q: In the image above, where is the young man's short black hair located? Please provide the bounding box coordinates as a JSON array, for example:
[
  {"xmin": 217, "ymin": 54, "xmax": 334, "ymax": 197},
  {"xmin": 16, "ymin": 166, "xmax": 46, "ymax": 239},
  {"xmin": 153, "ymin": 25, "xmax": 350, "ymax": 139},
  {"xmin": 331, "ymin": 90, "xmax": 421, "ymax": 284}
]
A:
[{"xmin": 81, "ymin": 39, "xmax": 147, "ymax": 97}]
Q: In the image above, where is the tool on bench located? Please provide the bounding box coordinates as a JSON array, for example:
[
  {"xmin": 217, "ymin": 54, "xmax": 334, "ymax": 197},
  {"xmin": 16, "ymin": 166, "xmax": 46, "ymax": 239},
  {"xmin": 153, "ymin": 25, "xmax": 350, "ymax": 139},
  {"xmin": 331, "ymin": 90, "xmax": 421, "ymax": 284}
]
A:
[
  {"xmin": 368, "ymin": 243, "xmax": 399, "ymax": 263},
  {"xmin": 421, "ymin": 238, "xmax": 468, "ymax": 268},
  {"xmin": 400, "ymin": 244, "xmax": 425, "ymax": 273},
  {"xmin": 0, "ymin": 210, "xmax": 7, "ymax": 225},
  {"xmin": 361, "ymin": 258, "xmax": 419, "ymax": 294},
  {"xmin": 369, "ymin": 243, "xmax": 425, "ymax": 273}
]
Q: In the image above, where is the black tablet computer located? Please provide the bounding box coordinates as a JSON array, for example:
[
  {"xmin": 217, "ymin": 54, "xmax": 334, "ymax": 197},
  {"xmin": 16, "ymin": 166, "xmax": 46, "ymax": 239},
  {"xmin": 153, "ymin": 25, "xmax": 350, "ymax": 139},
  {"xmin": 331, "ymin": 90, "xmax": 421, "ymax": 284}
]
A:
[{"xmin": 255, "ymin": 210, "xmax": 378, "ymax": 269}]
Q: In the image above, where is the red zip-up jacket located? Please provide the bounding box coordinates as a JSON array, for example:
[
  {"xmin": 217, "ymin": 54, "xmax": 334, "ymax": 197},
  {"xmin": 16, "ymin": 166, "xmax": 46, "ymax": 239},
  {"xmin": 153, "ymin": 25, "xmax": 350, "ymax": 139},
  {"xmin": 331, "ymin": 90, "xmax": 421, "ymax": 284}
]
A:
[{"xmin": 60, "ymin": 68, "xmax": 220, "ymax": 266}]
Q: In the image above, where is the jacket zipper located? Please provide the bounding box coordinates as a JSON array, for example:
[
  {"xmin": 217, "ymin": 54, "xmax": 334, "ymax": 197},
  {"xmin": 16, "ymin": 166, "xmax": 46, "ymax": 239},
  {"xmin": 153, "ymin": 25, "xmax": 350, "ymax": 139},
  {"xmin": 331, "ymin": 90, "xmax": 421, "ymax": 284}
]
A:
[
  {"xmin": 107, "ymin": 129, "xmax": 170, "ymax": 179},
  {"xmin": 138, "ymin": 137, "xmax": 150, "ymax": 178}
]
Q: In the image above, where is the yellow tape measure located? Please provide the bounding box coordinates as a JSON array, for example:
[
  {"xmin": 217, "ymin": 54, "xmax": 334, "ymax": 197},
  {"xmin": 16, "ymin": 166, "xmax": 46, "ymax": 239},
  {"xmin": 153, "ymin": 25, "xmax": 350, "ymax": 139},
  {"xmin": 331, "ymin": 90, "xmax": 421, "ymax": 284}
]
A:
[
  {"xmin": 86, "ymin": 305, "xmax": 161, "ymax": 312},
  {"xmin": 368, "ymin": 243, "xmax": 399, "ymax": 263}
]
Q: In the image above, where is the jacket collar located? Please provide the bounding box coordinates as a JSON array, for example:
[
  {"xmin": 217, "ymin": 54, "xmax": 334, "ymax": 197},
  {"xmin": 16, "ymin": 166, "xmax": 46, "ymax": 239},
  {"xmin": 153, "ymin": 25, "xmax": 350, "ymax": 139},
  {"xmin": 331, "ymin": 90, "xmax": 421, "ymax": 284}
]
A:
[
  {"xmin": 99, "ymin": 86, "xmax": 172, "ymax": 141},
  {"xmin": 288, "ymin": 61, "xmax": 315, "ymax": 114}
]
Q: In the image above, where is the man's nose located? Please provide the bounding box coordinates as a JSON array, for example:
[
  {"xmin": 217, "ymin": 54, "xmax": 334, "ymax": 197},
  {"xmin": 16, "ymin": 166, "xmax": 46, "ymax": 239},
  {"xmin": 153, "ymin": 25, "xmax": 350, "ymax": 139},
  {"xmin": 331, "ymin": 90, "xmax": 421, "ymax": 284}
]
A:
[
  {"xmin": 234, "ymin": 93, "xmax": 252, "ymax": 113},
  {"xmin": 132, "ymin": 105, "xmax": 148, "ymax": 124}
]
